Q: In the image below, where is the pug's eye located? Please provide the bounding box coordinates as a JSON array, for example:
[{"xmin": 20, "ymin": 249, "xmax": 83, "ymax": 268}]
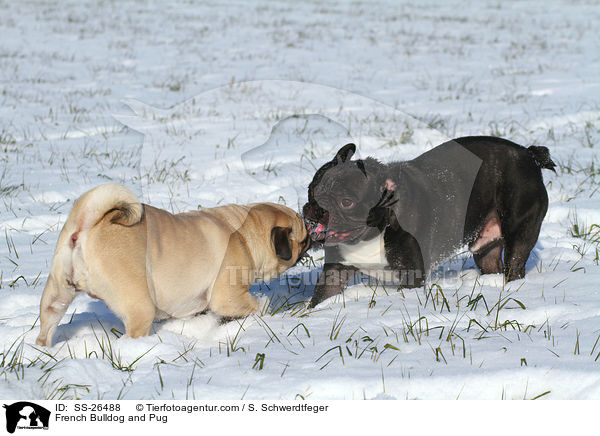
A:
[{"xmin": 339, "ymin": 198, "xmax": 355, "ymax": 209}]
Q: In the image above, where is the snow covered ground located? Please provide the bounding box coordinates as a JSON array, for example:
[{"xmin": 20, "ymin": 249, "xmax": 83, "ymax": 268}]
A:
[{"xmin": 1, "ymin": 0, "xmax": 599, "ymax": 400}]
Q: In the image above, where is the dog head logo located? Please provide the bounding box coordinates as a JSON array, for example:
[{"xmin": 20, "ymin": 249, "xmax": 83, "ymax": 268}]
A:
[{"xmin": 3, "ymin": 402, "xmax": 50, "ymax": 433}]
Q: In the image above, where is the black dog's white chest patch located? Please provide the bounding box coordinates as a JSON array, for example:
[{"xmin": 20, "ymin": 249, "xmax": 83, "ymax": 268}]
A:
[{"xmin": 338, "ymin": 233, "xmax": 388, "ymax": 268}]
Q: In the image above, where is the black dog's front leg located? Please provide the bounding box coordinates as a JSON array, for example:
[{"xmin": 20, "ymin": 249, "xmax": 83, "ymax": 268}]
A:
[
  {"xmin": 309, "ymin": 263, "xmax": 358, "ymax": 308},
  {"xmin": 384, "ymin": 225, "xmax": 425, "ymax": 288}
]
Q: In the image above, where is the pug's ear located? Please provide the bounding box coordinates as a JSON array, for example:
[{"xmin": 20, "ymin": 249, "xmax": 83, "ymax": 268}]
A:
[
  {"xmin": 334, "ymin": 143, "xmax": 356, "ymax": 163},
  {"xmin": 271, "ymin": 226, "xmax": 292, "ymax": 261}
]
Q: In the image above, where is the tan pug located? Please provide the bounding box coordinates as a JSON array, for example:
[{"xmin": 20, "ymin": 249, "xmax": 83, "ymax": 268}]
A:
[{"xmin": 36, "ymin": 183, "xmax": 310, "ymax": 346}]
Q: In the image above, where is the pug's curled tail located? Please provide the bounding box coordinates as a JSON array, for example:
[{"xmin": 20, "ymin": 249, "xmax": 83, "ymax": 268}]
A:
[
  {"xmin": 61, "ymin": 183, "xmax": 142, "ymax": 249},
  {"xmin": 527, "ymin": 145, "xmax": 557, "ymax": 173}
]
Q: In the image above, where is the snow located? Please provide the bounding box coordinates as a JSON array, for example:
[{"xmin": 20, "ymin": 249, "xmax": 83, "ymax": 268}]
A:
[{"xmin": 1, "ymin": 0, "xmax": 600, "ymax": 400}]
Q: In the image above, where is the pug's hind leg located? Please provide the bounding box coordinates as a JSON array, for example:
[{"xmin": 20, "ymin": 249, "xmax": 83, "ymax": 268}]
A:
[
  {"xmin": 108, "ymin": 283, "xmax": 156, "ymax": 339},
  {"xmin": 122, "ymin": 303, "xmax": 155, "ymax": 338},
  {"xmin": 37, "ymin": 274, "xmax": 76, "ymax": 347}
]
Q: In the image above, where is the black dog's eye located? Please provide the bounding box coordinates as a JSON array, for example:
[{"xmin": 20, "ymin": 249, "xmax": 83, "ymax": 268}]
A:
[{"xmin": 339, "ymin": 198, "xmax": 355, "ymax": 209}]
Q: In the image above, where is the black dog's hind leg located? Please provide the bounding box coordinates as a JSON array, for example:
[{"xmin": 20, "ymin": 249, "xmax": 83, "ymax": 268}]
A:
[
  {"xmin": 309, "ymin": 263, "xmax": 358, "ymax": 308},
  {"xmin": 503, "ymin": 228, "xmax": 540, "ymax": 281},
  {"xmin": 502, "ymin": 205, "xmax": 546, "ymax": 282},
  {"xmin": 472, "ymin": 239, "xmax": 504, "ymax": 274}
]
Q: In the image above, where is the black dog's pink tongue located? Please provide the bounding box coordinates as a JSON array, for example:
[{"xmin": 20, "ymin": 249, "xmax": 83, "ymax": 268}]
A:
[{"xmin": 305, "ymin": 220, "xmax": 327, "ymax": 242}]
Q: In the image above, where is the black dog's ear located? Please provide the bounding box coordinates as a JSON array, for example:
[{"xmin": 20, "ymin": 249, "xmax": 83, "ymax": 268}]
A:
[
  {"xmin": 334, "ymin": 143, "xmax": 356, "ymax": 163},
  {"xmin": 271, "ymin": 226, "xmax": 292, "ymax": 261}
]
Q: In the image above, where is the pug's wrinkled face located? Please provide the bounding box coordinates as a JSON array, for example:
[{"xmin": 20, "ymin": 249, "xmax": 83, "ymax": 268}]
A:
[
  {"xmin": 271, "ymin": 212, "xmax": 311, "ymax": 272},
  {"xmin": 302, "ymin": 144, "xmax": 392, "ymax": 246}
]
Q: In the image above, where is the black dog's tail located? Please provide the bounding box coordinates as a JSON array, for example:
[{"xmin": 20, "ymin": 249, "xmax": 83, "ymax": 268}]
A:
[{"xmin": 528, "ymin": 145, "xmax": 557, "ymax": 172}]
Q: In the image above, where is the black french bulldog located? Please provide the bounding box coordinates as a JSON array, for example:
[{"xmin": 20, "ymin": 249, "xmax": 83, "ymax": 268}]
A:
[{"xmin": 303, "ymin": 136, "xmax": 556, "ymax": 308}]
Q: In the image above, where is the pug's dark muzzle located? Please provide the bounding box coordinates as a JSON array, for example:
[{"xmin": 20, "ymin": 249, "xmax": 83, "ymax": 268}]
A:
[{"xmin": 304, "ymin": 218, "xmax": 327, "ymax": 244}]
